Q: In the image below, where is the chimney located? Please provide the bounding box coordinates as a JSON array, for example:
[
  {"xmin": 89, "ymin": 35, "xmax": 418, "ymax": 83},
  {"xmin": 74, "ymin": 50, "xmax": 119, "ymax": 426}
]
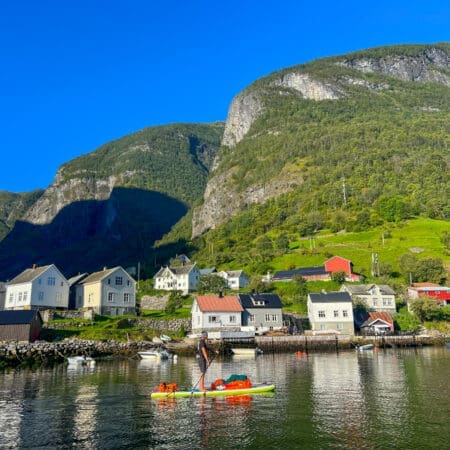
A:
[
  {"xmin": 218, "ymin": 290, "xmax": 223, "ymax": 298},
  {"xmin": 103, "ymin": 267, "xmax": 107, "ymax": 271},
  {"xmin": 32, "ymin": 264, "xmax": 37, "ymax": 270}
]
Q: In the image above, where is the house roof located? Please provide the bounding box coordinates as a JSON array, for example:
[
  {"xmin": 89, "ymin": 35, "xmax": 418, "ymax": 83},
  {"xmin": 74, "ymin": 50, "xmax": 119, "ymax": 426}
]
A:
[
  {"xmin": 238, "ymin": 293, "xmax": 283, "ymax": 309},
  {"xmin": 196, "ymin": 295, "xmax": 243, "ymax": 312},
  {"xmin": 344, "ymin": 284, "xmax": 395, "ymax": 295},
  {"xmin": 170, "ymin": 264, "xmax": 197, "ymax": 275},
  {"xmin": 80, "ymin": 266, "xmax": 134, "ymax": 285},
  {"xmin": 199, "ymin": 268, "xmax": 216, "ymax": 275},
  {"xmin": 273, "ymin": 266, "xmax": 328, "ymax": 279},
  {"xmin": 0, "ymin": 309, "xmax": 42, "ymax": 325},
  {"xmin": 355, "ymin": 311, "xmax": 393, "ymax": 328},
  {"xmin": 224, "ymin": 270, "xmax": 244, "ymax": 278},
  {"xmin": 325, "ymin": 255, "xmax": 352, "ymax": 264},
  {"xmin": 411, "ymin": 282, "xmax": 441, "ymax": 288},
  {"xmin": 308, "ymin": 291, "xmax": 352, "ymax": 303},
  {"xmin": 8, "ymin": 265, "xmax": 53, "ymax": 285},
  {"xmin": 67, "ymin": 273, "xmax": 89, "ymax": 286}
]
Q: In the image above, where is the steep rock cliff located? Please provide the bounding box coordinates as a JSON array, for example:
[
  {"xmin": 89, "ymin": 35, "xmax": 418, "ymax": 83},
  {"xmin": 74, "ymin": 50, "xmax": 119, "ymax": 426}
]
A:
[{"xmin": 192, "ymin": 44, "xmax": 450, "ymax": 237}]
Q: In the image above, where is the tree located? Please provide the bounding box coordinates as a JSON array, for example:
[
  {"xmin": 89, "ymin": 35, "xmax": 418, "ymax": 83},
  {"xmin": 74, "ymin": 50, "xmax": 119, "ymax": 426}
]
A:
[
  {"xmin": 398, "ymin": 253, "xmax": 419, "ymax": 283},
  {"xmin": 440, "ymin": 231, "xmax": 450, "ymax": 250},
  {"xmin": 409, "ymin": 297, "xmax": 441, "ymax": 322},
  {"xmin": 353, "ymin": 296, "xmax": 369, "ymax": 313},
  {"xmin": 248, "ymin": 276, "xmax": 273, "ymax": 293},
  {"xmin": 275, "ymin": 233, "xmax": 290, "ymax": 255},
  {"xmin": 331, "ymin": 271, "xmax": 347, "ymax": 284},
  {"xmin": 165, "ymin": 292, "xmax": 184, "ymax": 314},
  {"xmin": 415, "ymin": 258, "xmax": 446, "ymax": 284},
  {"xmin": 197, "ymin": 275, "xmax": 227, "ymax": 294},
  {"xmin": 292, "ymin": 275, "xmax": 309, "ymax": 306}
]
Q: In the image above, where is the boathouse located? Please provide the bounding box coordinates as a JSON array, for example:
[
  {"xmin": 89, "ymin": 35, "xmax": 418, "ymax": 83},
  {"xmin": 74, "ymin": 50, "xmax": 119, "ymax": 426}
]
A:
[{"xmin": 0, "ymin": 309, "xmax": 43, "ymax": 342}]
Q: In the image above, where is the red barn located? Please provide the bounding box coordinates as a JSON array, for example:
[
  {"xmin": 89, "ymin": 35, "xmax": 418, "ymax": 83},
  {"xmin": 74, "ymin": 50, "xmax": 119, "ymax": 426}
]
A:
[
  {"xmin": 408, "ymin": 283, "xmax": 450, "ymax": 305},
  {"xmin": 324, "ymin": 256, "xmax": 360, "ymax": 281}
]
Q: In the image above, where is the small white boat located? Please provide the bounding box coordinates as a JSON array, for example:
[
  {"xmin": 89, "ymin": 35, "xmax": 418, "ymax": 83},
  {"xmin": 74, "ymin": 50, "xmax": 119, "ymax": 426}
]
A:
[
  {"xmin": 160, "ymin": 334, "xmax": 172, "ymax": 343},
  {"xmin": 231, "ymin": 348, "xmax": 263, "ymax": 357},
  {"xmin": 138, "ymin": 349, "xmax": 171, "ymax": 360},
  {"xmin": 356, "ymin": 344, "xmax": 375, "ymax": 351},
  {"xmin": 67, "ymin": 356, "xmax": 96, "ymax": 366}
]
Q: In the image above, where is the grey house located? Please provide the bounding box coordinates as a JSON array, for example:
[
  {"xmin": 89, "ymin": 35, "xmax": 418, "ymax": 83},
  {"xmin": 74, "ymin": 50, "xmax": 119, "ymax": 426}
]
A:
[{"xmin": 238, "ymin": 293, "xmax": 283, "ymax": 331}]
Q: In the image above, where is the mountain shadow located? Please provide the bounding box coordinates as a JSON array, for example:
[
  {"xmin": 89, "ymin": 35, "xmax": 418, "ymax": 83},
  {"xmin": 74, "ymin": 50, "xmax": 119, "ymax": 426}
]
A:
[{"xmin": 0, "ymin": 187, "xmax": 188, "ymax": 280}]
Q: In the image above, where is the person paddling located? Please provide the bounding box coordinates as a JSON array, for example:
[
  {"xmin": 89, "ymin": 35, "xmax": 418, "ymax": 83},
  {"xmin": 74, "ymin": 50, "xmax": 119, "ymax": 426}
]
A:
[{"xmin": 197, "ymin": 331, "xmax": 210, "ymax": 391}]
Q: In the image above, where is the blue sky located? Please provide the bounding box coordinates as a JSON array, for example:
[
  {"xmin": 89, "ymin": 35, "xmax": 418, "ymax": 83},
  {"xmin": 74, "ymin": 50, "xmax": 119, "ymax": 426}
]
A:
[{"xmin": 1, "ymin": 0, "xmax": 449, "ymax": 192}]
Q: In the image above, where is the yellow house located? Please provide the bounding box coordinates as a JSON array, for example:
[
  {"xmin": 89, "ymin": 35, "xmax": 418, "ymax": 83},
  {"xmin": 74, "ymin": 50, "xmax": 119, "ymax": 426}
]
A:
[{"xmin": 76, "ymin": 266, "xmax": 136, "ymax": 316}]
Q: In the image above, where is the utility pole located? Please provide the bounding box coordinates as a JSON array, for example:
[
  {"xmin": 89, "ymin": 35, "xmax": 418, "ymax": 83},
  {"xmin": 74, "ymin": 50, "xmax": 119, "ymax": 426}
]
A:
[{"xmin": 342, "ymin": 177, "xmax": 347, "ymax": 205}]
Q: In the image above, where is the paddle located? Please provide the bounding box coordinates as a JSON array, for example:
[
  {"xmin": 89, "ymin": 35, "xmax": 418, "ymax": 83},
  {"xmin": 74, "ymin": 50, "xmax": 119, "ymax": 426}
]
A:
[{"xmin": 190, "ymin": 350, "xmax": 218, "ymax": 395}]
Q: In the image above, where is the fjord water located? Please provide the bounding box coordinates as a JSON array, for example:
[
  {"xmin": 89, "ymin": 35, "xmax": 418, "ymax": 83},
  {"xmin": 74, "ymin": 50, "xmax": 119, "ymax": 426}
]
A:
[{"xmin": 0, "ymin": 347, "xmax": 449, "ymax": 449}]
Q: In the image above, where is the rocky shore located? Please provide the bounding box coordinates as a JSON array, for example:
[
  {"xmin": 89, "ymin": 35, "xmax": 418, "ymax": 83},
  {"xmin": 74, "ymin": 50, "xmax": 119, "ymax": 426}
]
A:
[{"xmin": 0, "ymin": 339, "xmax": 195, "ymax": 368}]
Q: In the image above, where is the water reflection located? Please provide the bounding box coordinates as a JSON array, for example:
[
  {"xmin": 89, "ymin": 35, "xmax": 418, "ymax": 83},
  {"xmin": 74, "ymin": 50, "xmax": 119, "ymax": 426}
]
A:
[{"xmin": 0, "ymin": 348, "xmax": 448, "ymax": 449}]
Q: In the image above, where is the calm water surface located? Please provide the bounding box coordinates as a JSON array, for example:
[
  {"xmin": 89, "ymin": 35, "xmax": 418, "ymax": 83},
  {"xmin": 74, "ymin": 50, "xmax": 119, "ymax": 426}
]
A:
[{"xmin": 0, "ymin": 347, "xmax": 449, "ymax": 449}]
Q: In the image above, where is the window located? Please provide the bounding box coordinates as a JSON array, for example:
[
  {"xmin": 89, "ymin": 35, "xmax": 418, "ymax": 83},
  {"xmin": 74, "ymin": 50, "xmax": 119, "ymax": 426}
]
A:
[
  {"xmin": 343, "ymin": 310, "xmax": 348, "ymax": 317},
  {"xmin": 88, "ymin": 293, "xmax": 94, "ymax": 304},
  {"xmin": 318, "ymin": 310, "xmax": 325, "ymax": 318},
  {"xmin": 248, "ymin": 314, "xmax": 255, "ymax": 322},
  {"xmin": 108, "ymin": 279, "xmax": 111, "ymax": 285},
  {"xmin": 230, "ymin": 315, "xmax": 236, "ymax": 323},
  {"xmin": 38, "ymin": 291, "xmax": 44, "ymax": 301},
  {"xmin": 127, "ymin": 280, "xmax": 130, "ymax": 286},
  {"xmin": 383, "ymin": 298, "xmax": 390, "ymax": 306},
  {"xmin": 208, "ymin": 316, "xmax": 218, "ymax": 323},
  {"xmin": 265, "ymin": 314, "xmax": 270, "ymax": 321},
  {"xmin": 115, "ymin": 277, "xmax": 123, "ymax": 286},
  {"xmin": 38, "ymin": 279, "xmax": 42, "ymax": 285},
  {"xmin": 337, "ymin": 323, "xmax": 343, "ymax": 330},
  {"xmin": 8, "ymin": 293, "xmax": 13, "ymax": 303},
  {"xmin": 334, "ymin": 310, "xmax": 339, "ymax": 318},
  {"xmin": 23, "ymin": 292, "xmax": 28, "ymax": 302},
  {"xmin": 47, "ymin": 277, "xmax": 56, "ymax": 286},
  {"xmin": 272, "ymin": 315, "xmax": 277, "ymax": 321},
  {"xmin": 108, "ymin": 292, "xmax": 115, "ymax": 303},
  {"xmin": 18, "ymin": 292, "xmax": 23, "ymax": 303},
  {"xmin": 124, "ymin": 293, "xmax": 130, "ymax": 303},
  {"xmin": 60, "ymin": 281, "xmax": 64, "ymax": 286}
]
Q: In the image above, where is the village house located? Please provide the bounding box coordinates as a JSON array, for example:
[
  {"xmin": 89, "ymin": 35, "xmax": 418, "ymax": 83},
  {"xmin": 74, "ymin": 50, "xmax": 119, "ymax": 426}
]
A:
[
  {"xmin": 340, "ymin": 284, "xmax": 397, "ymax": 313},
  {"xmin": 0, "ymin": 309, "xmax": 43, "ymax": 342},
  {"xmin": 307, "ymin": 291, "xmax": 354, "ymax": 335},
  {"xmin": 237, "ymin": 293, "xmax": 283, "ymax": 331},
  {"xmin": 407, "ymin": 283, "xmax": 450, "ymax": 306},
  {"xmin": 272, "ymin": 256, "xmax": 360, "ymax": 282},
  {"xmin": 76, "ymin": 266, "xmax": 136, "ymax": 316},
  {"xmin": 154, "ymin": 263, "xmax": 200, "ymax": 294},
  {"xmin": 216, "ymin": 270, "xmax": 249, "ymax": 290},
  {"xmin": 191, "ymin": 294, "xmax": 243, "ymax": 334},
  {"xmin": 5, "ymin": 264, "xmax": 69, "ymax": 310},
  {"xmin": 354, "ymin": 311, "xmax": 394, "ymax": 335},
  {"xmin": 67, "ymin": 273, "xmax": 88, "ymax": 310}
]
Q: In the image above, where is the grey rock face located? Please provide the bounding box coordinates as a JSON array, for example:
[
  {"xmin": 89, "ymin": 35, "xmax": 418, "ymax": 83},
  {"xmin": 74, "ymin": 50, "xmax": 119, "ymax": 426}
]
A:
[
  {"xmin": 23, "ymin": 169, "xmax": 132, "ymax": 225},
  {"xmin": 222, "ymin": 91, "xmax": 263, "ymax": 148},
  {"xmin": 272, "ymin": 73, "xmax": 342, "ymax": 100},
  {"xmin": 339, "ymin": 47, "xmax": 450, "ymax": 85}
]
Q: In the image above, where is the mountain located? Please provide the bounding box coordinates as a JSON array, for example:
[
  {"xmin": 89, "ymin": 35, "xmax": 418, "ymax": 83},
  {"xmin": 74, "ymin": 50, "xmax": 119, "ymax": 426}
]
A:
[
  {"xmin": 0, "ymin": 123, "xmax": 224, "ymax": 280},
  {"xmin": 192, "ymin": 44, "xmax": 450, "ymax": 239}
]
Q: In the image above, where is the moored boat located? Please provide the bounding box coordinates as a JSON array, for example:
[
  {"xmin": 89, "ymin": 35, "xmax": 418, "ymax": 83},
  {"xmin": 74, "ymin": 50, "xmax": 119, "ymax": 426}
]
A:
[
  {"xmin": 150, "ymin": 383, "xmax": 275, "ymax": 399},
  {"xmin": 160, "ymin": 334, "xmax": 171, "ymax": 343},
  {"xmin": 231, "ymin": 347, "xmax": 263, "ymax": 357},
  {"xmin": 356, "ymin": 344, "xmax": 375, "ymax": 351},
  {"xmin": 67, "ymin": 356, "xmax": 96, "ymax": 366},
  {"xmin": 138, "ymin": 349, "xmax": 171, "ymax": 360}
]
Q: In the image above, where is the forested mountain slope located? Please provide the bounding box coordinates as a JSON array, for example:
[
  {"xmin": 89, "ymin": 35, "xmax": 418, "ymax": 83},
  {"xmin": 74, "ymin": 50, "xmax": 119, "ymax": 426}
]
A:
[
  {"xmin": 192, "ymin": 44, "xmax": 450, "ymax": 240},
  {"xmin": 0, "ymin": 123, "xmax": 224, "ymax": 279}
]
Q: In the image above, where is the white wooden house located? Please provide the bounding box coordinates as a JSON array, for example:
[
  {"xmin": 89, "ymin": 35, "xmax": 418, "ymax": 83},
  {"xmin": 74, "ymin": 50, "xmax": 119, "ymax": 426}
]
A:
[
  {"xmin": 191, "ymin": 294, "xmax": 243, "ymax": 333},
  {"xmin": 76, "ymin": 266, "xmax": 136, "ymax": 316},
  {"xmin": 340, "ymin": 284, "xmax": 396, "ymax": 313},
  {"xmin": 154, "ymin": 263, "xmax": 200, "ymax": 294},
  {"xmin": 307, "ymin": 291, "xmax": 354, "ymax": 335},
  {"xmin": 5, "ymin": 264, "xmax": 69, "ymax": 310},
  {"xmin": 216, "ymin": 270, "xmax": 249, "ymax": 290}
]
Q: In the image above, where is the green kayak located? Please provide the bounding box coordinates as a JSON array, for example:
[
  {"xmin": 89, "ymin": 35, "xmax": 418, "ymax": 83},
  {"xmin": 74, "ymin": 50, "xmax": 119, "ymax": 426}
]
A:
[{"xmin": 150, "ymin": 383, "xmax": 275, "ymax": 399}]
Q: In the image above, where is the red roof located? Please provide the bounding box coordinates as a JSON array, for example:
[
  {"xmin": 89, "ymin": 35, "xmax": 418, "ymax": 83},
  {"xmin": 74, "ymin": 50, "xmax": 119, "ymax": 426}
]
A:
[
  {"xmin": 412, "ymin": 282, "xmax": 441, "ymax": 288},
  {"xmin": 367, "ymin": 311, "xmax": 394, "ymax": 326},
  {"xmin": 196, "ymin": 295, "xmax": 243, "ymax": 312}
]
